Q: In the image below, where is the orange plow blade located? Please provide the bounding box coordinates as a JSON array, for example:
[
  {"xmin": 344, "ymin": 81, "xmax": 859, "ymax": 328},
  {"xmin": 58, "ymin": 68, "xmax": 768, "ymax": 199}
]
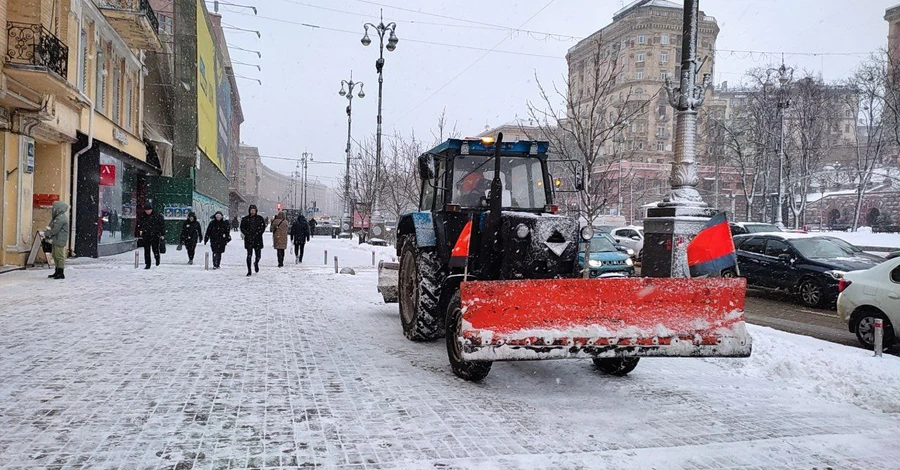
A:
[{"xmin": 459, "ymin": 278, "xmax": 752, "ymax": 361}]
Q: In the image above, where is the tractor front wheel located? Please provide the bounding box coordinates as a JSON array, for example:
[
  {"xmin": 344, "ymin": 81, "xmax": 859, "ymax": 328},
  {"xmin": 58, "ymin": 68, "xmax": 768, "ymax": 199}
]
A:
[
  {"xmin": 592, "ymin": 357, "xmax": 640, "ymax": 376},
  {"xmin": 446, "ymin": 290, "xmax": 492, "ymax": 382},
  {"xmin": 398, "ymin": 237, "xmax": 444, "ymax": 341}
]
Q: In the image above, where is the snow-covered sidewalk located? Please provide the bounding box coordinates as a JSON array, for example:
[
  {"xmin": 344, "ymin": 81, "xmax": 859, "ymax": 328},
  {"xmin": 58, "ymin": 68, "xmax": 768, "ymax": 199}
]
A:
[{"xmin": 1, "ymin": 235, "xmax": 899, "ymax": 469}]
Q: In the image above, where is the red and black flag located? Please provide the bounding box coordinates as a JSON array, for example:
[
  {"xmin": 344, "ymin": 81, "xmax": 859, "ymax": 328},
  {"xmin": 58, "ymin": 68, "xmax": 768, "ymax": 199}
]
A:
[
  {"xmin": 449, "ymin": 218, "xmax": 474, "ymax": 269},
  {"xmin": 687, "ymin": 212, "xmax": 738, "ymax": 278}
]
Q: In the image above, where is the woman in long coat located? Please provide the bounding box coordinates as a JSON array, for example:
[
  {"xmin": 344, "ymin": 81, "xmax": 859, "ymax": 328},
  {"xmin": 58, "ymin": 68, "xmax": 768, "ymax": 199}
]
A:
[
  {"xmin": 204, "ymin": 211, "xmax": 231, "ymax": 269},
  {"xmin": 270, "ymin": 211, "xmax": 290, "ymax": 267}
]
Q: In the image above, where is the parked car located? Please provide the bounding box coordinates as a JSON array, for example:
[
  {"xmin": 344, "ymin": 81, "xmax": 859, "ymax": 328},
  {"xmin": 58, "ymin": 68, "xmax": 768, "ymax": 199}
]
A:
[
  {"xmin": 886, "ymin": 251, "xmax": 900, "ymax": 260},
  {"xmin": 732, "ymin": 233, "xmax": 881, "ymax": 308},
  {"xmin": 600, "ymin": 232, "xmax": 634, "ymax": 257},
  {"xmin": 610, "ymin": 226, "xmax": 644, "ymax": 260},
  {"xmin": 837, "ymin": 257, "xmax": 900, "ymax": 349},
  {"xmin": 729, "ymin": 222, "xmax": 783, "ymax": 236},
  {"xmin": 578, "ymin": 235, "xmax": 635, "ymax": 278},
  {"xmin": 818, "ymin": 236, "xmax": 885, "ymax": 263},
  {"xmin": 592, "ymin": 225, "xmax": 618, "ymax": 234}
]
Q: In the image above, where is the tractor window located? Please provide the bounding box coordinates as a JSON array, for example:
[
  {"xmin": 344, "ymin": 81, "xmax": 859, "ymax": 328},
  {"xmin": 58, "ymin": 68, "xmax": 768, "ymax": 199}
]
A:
[
  {"xmin": 420, "ymin": 174, "xmax": 435, "ymax": 211},
  {"xmin": 451, "ymin": 156, "xmax": 547, "ymax": 209}
]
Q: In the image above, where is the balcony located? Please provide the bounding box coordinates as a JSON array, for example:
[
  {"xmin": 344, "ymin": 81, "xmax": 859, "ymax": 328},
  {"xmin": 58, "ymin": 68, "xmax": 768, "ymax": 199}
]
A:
[
  {"xmin": 5, "ymin": 22, "xmax": 72, "ymax": 96},
  {"xmin": 96, "ymin": 0, "xmax": 161, "ymax": 51}
]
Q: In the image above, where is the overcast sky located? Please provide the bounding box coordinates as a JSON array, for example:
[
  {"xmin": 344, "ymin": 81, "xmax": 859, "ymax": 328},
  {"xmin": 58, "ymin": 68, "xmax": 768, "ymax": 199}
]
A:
[{"xmin": 215, "ymin": 0, "xmax": 899, "ymax": 185}]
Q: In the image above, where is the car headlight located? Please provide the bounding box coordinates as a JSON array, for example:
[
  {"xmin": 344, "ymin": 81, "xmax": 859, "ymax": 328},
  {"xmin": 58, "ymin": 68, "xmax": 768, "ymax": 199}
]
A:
[
  {"xmin": 626, "ymin": 248, "xmax": 635, "ymax": 256},
  {"xmin": 625, "ymin": 258, "xmax": 633, "ymax": 266},
  {"xmin": 515, "ymin": 223, "xmax": 530, "ymax": 239},
  {"xmin": 589, "ymin": 259, "xmax": 603, "ymax": 268},
  {"xmin": 826, "ymin": 270, "xmax": 846, "ymax": 280},
  {"xmin": 580, "ymin": 226, "xmax": 594, "ymax": 241}
]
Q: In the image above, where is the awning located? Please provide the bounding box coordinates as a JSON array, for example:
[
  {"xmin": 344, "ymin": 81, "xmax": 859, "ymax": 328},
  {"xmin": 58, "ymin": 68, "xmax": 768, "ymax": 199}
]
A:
[{"xmin": 144, "ymin": 125, "xmax": 173, "ymax": 177}]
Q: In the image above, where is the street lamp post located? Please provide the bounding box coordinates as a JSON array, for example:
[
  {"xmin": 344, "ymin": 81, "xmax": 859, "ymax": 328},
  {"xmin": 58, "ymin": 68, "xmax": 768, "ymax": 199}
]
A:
[
  {"xmin": 300, "ymin": 152, "xmax": 312, "ymax": 216},
  {"xmin": 767, "ymin": 61, "xmax": 793, "ymax": 229},
  {"xmin": 361, "ymin": 11, "xmax": 397, "ymax": 246},
  {"xmin": 338, "ymin": 73, "xmax": 365, "ymax": 239}
]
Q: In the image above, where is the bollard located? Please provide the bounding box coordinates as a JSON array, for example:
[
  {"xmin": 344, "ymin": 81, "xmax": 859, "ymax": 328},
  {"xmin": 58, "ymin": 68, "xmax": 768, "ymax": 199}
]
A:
[
  {"xmin": 135, "ymin": 251, "xmax": 140, "ymax": 269},
  {"xmin": 334, "ymin": 256, "xmax": 339, "ymax": 274},
  {"xmin": 205, "ymin": 252, "xmax": 210, "ymax": 271},
  {"xmin": 874, "ymin": 318, "xmax": 884, "ymax": 357},
  {"xmin": 324, "ymin": 250, "xmax": 328, "ymax": 265},
  {"xmin": 372, "ymin": 251, "xmax": 376, "ymax": 266}
]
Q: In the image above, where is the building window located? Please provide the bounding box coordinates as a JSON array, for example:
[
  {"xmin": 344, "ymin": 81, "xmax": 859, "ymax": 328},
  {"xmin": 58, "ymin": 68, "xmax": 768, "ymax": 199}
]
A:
[
  {"xmin": 96, "ymin": 48, "xmax": 106, "ymax": 113},
  {"xmin": 659, "ymin": 71, "xmax": 668, "ymax": 81},
  {"xmin": 657, "ymin": 141, "xmax": 665, "ymax": 151},
  {"xmin": 621, "ymin": 39, "xmax": 627, "ymax": 49},
  {"xmin": 636, "ymin": 52, "xmax": 645, "ymax": 63},
  {"xmin": 657, "ymin": 124, "xmax": 666, "ymax": 136},
  {"xmin": 112, "ymin": 61, "xmax": 121, "ymax": 124},
  {"xmin": 661, "ymin": 34, "xmax": 670, "ymax": 45},
  {"xmin": 158, "ymin": 14, "xmax": 174, "ymax": 35},
  {"xmin": 845, "ymin": 124, "xmax": 850, "ymax": 133},
  {"xmin": 660, "ymin": 51, "xmax": 669, "ymax": 64},
  {"xmin": 78, "ymin": 28, "xmax": 87, "ymax": 92},
  {"xmin": 637, "ymin": 34, "xmax": 646, "ymax": 45},
  {"xmin": 635, "ymin": 68, "xmax": 644, "ymax": 80},
  {"xmin": 125, "ymin": 78, "xmax": 133, "ymax": 131},
  {"xmin": 98, "ymin": 152, "xmax": 140, "ymax": 246}
]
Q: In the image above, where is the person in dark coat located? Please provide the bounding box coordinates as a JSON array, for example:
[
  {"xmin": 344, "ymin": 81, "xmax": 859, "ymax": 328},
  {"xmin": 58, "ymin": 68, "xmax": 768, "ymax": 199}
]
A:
[
  {"xmin": 308, "ymin": 218, "xmax": 318, "ymax": 238},
  {"xmin": 179, "ymin": 211, "xmax": 203, "ymax": 265},
  {"xmin": 290, "ymin": 214, "xmax": 311, "ymax": 263},
  {"xmin": 231, "ymin": 216, "xmax": 240, "ymax": 232},
  {"xmin": 135, "ymin": 204, "xmax": 165, "ymax": 269},
  {"xmin": 240, "ymin": 204, "xmax": 266, "ymax": 276},
  {"xmin": 205, "ymin": 211, "xmax": 231, "ymax": 269}
]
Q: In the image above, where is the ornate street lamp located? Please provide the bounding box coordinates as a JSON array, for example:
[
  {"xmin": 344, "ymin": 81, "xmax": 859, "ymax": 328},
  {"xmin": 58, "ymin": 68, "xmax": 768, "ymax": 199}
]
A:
[
  {"xmin": 766, "ymin": 61, "xmax": 794, "ymax": 228},
  {"xmin": 338, "ymin": 73, "xmax": 364, "ymax": 239}
]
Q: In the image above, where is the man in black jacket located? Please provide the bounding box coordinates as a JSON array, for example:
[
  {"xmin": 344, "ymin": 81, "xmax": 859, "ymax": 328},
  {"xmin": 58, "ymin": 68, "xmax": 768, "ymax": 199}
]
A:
[
  {"xmin": 240, "ymin": 204, "xmax": 266, "ymax": 276},
  {"xmin": 135, "ymin": 204, "xmax": 165, "ymax": 269},
  {"xmin": 179, "ymin": 212, "xmax": 203, "ymax": 265},
  {"xmin": 290, "ymin": 214, "xmax": 311, "ymax": 263}
]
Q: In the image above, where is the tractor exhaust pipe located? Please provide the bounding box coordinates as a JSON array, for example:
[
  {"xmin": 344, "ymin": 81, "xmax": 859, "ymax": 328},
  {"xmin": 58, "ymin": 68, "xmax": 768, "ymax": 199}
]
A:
[{"xmin": 488, "ymin": 132, "xmax": 504, "ymax": 250}]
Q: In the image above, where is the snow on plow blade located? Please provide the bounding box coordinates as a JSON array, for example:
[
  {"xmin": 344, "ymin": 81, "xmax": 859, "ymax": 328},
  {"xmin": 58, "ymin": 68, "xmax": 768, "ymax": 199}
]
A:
[{"xmin": 459, "ymin": 278, "xmax": 751, "ymax": 361}]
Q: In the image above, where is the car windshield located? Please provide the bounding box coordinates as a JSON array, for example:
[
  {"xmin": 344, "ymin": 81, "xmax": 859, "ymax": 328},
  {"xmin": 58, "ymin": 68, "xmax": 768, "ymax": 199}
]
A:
[
  {"xmin": 590, "ymin": 236, "xmax": 618, "ymax": 252},
  {"xmin": 823, "ymin": 237, "xmax": 860, "ymax": 252},
  {"xmin": 746, "ymin": 224, "xmax": 782, "ymax": 233},
  {"xmin": 792, "ymin": 237, "xmax": 855, "ymax": 259},
  {"xmin": 451, "ymin": 156, "xmax": 547, "ymax": 209}
]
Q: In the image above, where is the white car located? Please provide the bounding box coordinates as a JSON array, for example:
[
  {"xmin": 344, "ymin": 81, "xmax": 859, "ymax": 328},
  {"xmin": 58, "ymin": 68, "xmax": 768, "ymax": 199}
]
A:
[
  {"xmin": 837, "ymin": 257, "xmax": 900, "ymax": 349},
  {"xmin": 610, "ymin": 226, "xmax": 644, "ymax": 260}
]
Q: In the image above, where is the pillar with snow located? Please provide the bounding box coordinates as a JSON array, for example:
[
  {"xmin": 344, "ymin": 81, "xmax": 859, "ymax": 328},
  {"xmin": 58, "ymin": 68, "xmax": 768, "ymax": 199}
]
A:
[{"xmin": 642, "ymin": 0, "xmax": 718, "ymax": 278}]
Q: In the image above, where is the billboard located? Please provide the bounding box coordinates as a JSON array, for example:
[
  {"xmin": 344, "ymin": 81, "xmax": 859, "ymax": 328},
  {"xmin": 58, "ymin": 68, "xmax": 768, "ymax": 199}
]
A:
[
  {"xmin": 216, "ymin": 52, "xmax": 232, "ymax": 176},
  {"xmin": 196, "ymin": 0, "xmax": 221, "ymax": 173}
]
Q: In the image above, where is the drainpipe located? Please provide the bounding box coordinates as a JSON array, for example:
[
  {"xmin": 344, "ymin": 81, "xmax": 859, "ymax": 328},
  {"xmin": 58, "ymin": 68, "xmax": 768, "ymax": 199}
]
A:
[{"xmin": 70, "ymin": 92, "xmax": 94, "ymax": 257}]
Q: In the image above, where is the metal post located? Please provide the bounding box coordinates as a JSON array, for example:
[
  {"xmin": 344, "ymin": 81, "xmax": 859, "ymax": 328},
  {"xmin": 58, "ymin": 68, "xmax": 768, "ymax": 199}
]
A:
[
  {"xmin": 776, "ymin": 104, "xmax": 786, "ymax": 228},
  {"xmin": 205, "ymin": 252, "xmax": 210, "ymax": 270},
  {"xmin": 324, "ymin": 249, "xmax": 328, "ymax": 265},
  {"xmin": 135, "ymin": 251, "xmax": 139, "ymax": 269},
  {"xmin": 874, "ymin": 318, "xmax": 884, "ymax": 357},
  {"xmin": 372, "ymin": 250, "xmax": 376, "ymax": 266},
  {"xmin": 334, "ymin": 256, "xmax": 338, "ymax": 274}
]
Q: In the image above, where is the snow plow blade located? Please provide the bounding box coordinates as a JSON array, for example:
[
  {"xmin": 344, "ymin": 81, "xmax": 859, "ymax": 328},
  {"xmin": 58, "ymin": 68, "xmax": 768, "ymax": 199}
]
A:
[
  {"xmin": 459, "ymin": 278, "xmax": 751, "ymax": 361},
  {"xmin": 377, "ymin": 261, "xmax": 400, "ymax": 303}
]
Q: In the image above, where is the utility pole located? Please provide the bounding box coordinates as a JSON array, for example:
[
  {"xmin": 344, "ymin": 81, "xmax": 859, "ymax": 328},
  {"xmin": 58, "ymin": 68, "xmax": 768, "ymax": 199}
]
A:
[
  {"xmin": 301, "ymin": 152, "xmax": 311, "ymax": 216},
  {"xmin": 338, "ymin": 72, "xmax": 364, "ymax": 238}
]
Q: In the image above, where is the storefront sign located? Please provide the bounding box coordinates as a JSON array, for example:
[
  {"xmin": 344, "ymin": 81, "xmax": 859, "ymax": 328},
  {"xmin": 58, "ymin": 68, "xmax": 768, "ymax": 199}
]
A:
[
  {"xmin": 100, "ymin": 164, "xmax": 117, "ymax": 186},
  {"xmin": 33, "ymin": 193, "xmax": 60, "ymax": 208},
  {"xmin": 113, "ymin": 128, "xmax": 128, "ymax": 145},
  {"xmin": 22, "ymin": 136, "xmax": 35, "ymax": 173}
]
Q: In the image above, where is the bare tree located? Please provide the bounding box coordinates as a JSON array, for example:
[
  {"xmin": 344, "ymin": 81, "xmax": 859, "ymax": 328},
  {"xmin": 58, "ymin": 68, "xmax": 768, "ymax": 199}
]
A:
[
  {"xmin": 381, "ymin": 130, "xmax": 423, "ymax": 221},
  {"xmin": 524, "ymin": 35, "xmax": 651, "ymax": 228}
]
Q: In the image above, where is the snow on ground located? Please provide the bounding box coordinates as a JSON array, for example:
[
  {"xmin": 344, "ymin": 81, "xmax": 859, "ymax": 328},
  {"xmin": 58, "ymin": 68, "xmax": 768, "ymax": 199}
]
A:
[
  {"xmin": 814, "ymin": 228, "xmax": 900, "ymax": 249},
  {"xmin": 1, "ymin": 234, "xmax": 900, "ymax": 469}
]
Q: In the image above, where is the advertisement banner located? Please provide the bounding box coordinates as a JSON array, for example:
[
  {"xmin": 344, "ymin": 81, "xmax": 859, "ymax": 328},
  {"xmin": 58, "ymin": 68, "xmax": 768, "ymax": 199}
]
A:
[
  {"xmin": 216, "ymin": 53, "xmax": 232, "ymax": 176},
  {"xmin": 196, "ymin": 0, "xmax": 220, "ymax": 173},
  {"xmin": 100, "ymin": 164, "xmax": 117, "ymax": 186}
]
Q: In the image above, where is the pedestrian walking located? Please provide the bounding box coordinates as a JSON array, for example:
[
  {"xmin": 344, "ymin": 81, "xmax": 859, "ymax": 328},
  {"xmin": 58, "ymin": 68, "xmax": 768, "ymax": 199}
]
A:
[
  {"xmin": 270, "ymin": 211, "xmax": 289, "ymax": 267},
  {"xmin": 178, "ymin": 212, "xmax": 203, "ymax": 265},
  {"xmin": 240, "ymin": 204, "xmax": 266, "ymax": 276},
  {"xmin": 308, "ymin": 217, "xmax": 318, "ymax": 238},
  {"xmin": 43, "ymin": 200, "xmax": 69, "ymax": 280},
  {"xmin": 135, "ymin": 204, "xmax": 165, "ymax": 269},
  {"xmin": 231, "ymin": 216, "xmax": 240, "ymax": 232},
  {"xmin": 205, "ymin": 211, "xmax": 231, "ymax": 269},
  {"xmin": 290, "ymin": 213, "xmax": 311, "ymax": 263}
]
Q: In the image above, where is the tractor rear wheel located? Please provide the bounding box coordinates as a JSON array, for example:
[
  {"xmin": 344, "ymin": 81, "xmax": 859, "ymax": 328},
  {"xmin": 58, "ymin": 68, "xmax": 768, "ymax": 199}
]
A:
[
  {"xmin": 398, "ymin": 236, "xmax": 444, "ymax": 341},
  {"xmin": 592, "ymin": 357, "xmax": 640, "ymax": 376},
  {"xmin": 446, "ymin": 290, "xmax": 492, "ymax": 382}
]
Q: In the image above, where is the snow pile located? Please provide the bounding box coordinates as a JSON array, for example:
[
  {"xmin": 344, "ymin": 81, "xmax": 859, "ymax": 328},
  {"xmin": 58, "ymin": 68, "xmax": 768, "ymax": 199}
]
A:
[
  {"xmin": 706, "ymin": 325, "xmax": 900, "ymax": 414},
  {"xmin": 816, "ymin": 230, "xmax": 900, "ymax": 249}
]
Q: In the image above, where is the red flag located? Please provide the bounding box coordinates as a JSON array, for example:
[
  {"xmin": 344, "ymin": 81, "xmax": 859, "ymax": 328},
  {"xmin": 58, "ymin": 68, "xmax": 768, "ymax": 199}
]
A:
[
  {"xmin": 687, "ymin": 212, "xmax": 738, "ymax": 277},
  {"xmin": 449, "ymin": 219, "xmax": 473, "ymax": 268}
]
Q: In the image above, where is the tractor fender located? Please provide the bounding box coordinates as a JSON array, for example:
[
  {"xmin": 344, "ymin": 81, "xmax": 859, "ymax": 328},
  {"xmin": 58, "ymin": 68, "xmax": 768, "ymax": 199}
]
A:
[{"xmin": 397, "ymin": 212, "xmax": 436, "ymax": 256}]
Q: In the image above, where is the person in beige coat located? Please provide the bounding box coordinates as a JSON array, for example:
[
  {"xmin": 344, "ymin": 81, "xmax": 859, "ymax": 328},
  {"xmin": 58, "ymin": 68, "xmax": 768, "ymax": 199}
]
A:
[{"xmin": 270, "ymin": 211, "xmax": 290, "ymax": 267}]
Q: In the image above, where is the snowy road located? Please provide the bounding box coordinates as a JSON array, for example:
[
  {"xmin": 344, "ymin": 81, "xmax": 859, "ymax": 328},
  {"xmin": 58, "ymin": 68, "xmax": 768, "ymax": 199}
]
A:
[{"xmin": 2, "ymin": 236, "xmax": 900, "ymax": 469}]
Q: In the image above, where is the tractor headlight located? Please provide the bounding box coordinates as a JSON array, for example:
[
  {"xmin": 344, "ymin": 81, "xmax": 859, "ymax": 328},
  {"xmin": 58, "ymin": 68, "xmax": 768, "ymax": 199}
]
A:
[
  {"xmin": 515, "ymin": 223, "xmax": 530, "ymax": 239},
  {"xmin": 589, "ymin": 259, "xmax": 603, "ymax": 268},
  {"xmin": 580, "ymin": 226, "xmax": 593, "ymax": 241},
  {"xmin": 625, "ymin": 258, "xmax": 634, "ymax": 266},
  {"xmin": 826, "ymin": 270, "xmax": 846, "ymax": 280}
]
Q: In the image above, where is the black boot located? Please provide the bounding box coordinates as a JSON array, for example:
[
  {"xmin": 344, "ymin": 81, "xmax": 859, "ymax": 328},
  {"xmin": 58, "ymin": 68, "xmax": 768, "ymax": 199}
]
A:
[
  {"xmin": 155, "ymin": 256, "xmax": 160, "ymax": 266},
  {"xmin": 254, "ymin": 261, "xmax": 259, "ymax": 273},
  {"xmin": 48, "ymin": 268, "xmax": 61, "ymax": 278},
  {"xmin": 55, "ymin": 269, "xmax": 65, "ymax": 280},
  {"xmin": 247, "ymin": 259, "xmax": 252, "ymax": 276}
]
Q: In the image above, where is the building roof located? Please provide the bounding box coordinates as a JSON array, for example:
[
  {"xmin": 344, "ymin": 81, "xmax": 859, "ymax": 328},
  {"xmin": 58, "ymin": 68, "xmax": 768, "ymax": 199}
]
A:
[{"xmin": 613, "ymin": 0, "xmax": 682, "ymax": 20}]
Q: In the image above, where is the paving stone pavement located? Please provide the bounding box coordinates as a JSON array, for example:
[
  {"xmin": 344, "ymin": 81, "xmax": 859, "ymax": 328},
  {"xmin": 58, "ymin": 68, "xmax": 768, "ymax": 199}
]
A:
[{"xmin": 1, "ymin": 239, "xmax": 900, "ymax": 469}]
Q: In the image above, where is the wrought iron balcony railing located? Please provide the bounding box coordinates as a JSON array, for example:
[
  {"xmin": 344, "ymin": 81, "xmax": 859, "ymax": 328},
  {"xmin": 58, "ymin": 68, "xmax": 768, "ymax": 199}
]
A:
[
  {"xmin": 7, "ymin": 22, "xmax": 69, "ymax": 78},
  {"xmin": 98, "ymin": 0, "xmax": 159, "ymax": 33}
]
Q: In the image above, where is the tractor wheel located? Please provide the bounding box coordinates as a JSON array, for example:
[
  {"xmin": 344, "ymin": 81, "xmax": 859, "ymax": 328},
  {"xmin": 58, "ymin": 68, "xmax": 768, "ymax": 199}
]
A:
[
  {"xmin": 398, "ymin": 236, "xmax": 444, "ymax": 341},
  {"xmin": 592, "ymin": 358, "xmax": 640, "ymax": 376},
  {"xmin": 446, "ymin": 290, "xmax": 492, "ymax": 382}
]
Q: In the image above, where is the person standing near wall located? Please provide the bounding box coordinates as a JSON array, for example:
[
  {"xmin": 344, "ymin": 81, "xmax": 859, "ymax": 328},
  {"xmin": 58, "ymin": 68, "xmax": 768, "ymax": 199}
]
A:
[
  {"xmin": 43, "ymin": 201, "xmax": 70, "ymax": 280},
  {"xmin": 179, "ymin": 212, "xmax": 203, "ymax": 265},
  {"xmin": 240, "ymin": 205, "xmax": 266, "ymax": 276},
  {"xmin": 270, "ymin": 211, "xmax": 289, "ymax": 268}
]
